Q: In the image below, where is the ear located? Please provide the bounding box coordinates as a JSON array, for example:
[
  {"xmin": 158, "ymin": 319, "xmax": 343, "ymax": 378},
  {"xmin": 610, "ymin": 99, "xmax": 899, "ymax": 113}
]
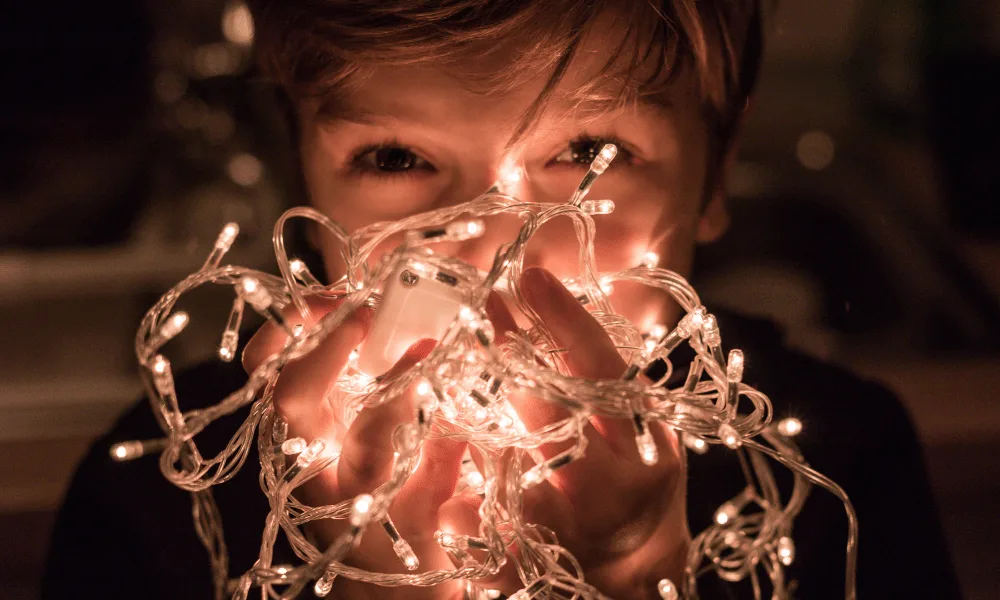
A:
[{"xmin": 696, "ymin": 136, "xmax": 740, "ymax": 243}]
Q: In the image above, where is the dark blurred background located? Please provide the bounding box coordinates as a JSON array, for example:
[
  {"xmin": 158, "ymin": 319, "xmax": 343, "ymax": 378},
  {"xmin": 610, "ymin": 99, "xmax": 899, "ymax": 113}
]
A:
[{"xmin": 1, "ymin": 1, "xmax": 998, "ymax": 598}]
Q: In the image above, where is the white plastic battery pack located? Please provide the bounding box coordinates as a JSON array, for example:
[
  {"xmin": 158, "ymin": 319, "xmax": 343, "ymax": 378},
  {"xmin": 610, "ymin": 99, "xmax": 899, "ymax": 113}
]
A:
[{"xmin": 356, "ymin": 259, "xmax": 470, "ymax": 376}]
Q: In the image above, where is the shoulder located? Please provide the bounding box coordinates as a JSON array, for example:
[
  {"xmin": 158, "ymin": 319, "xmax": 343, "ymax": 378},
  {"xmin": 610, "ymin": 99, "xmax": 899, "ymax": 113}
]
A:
[{"xmin": 716, "ymin": 310, "xmax": 913, "ymax": 450}]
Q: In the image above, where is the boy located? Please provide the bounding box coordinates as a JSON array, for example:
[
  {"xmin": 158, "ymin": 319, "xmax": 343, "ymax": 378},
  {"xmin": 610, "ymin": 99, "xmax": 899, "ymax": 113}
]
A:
[{"xmin": 45, "ymin": 1, "xmax": 961, "ymax": 599}]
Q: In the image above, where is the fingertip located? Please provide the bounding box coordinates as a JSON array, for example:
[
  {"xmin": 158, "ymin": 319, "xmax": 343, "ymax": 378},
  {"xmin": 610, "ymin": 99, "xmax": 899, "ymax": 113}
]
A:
[
  {"xmin": 485, "ymin": 292, "xmax": 518, "ymax": 340},
  {"xmin": 519, "ymin": 266, "xmax": 557, "ymax": 310}
]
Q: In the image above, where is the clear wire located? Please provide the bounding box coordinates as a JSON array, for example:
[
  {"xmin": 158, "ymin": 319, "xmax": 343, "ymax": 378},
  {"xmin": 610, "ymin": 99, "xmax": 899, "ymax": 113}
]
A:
[{"xmin": 126, "ymin": 149, "xmax": 857, "ymax": 600}]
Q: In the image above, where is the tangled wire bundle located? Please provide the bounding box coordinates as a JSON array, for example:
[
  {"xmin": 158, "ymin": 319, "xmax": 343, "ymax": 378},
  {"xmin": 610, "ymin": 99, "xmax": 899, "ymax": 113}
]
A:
[{"xmin": 122, "ymin": 146, "xmax": 858, "ymax": 600}]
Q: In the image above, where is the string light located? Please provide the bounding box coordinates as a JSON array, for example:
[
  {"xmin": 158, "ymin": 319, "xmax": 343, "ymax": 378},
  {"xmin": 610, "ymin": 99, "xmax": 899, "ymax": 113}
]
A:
[
  {"xmin": 657, "ymin": 578, "xmax": 679, "ymax": 600},
  {"xmin": 777, "ymin": 417, "xmax": 803, "ymax": 437},
  {"xmin": 126, "ymin": 144, "xmax": 859, "ymax": 600}
]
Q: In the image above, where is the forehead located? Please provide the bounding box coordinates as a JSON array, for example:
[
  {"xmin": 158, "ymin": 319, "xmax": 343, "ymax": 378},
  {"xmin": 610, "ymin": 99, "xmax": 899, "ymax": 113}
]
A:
[{"xmin": 309, "ymin": 10, "xmax": 689, "ymax": 133}]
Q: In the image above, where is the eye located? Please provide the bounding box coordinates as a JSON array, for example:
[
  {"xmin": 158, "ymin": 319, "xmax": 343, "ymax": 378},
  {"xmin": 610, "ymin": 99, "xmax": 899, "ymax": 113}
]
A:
[
  {"xmin": 549, "ymin": 135, "xmax": 633, "ymax": 168},
  {"xmin": 350, "ymin": 143, "xmax": 434, "ymax": 175}
]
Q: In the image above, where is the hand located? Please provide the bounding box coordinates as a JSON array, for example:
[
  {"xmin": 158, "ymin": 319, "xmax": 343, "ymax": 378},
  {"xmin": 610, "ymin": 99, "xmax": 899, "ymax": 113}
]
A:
[
  {"xmin": 467, "ymin": 267, "xmax": 690, "ymax": 598},
  {"xmin": 243, "ymin": 299, "xmax": 471, "ymax": 600}
]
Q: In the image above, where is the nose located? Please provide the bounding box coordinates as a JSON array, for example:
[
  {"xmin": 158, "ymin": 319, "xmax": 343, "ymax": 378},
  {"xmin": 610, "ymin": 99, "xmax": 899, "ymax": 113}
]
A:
[{"xmin": 435, "ymin": 157, "xmax": 533, "ymax": 271}]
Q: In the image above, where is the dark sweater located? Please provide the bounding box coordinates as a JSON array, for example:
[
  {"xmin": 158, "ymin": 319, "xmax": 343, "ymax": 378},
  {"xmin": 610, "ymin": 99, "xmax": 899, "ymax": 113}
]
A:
[{"xmin": 43, "ymin": 311, "xmax": 962, "ymax": 599}]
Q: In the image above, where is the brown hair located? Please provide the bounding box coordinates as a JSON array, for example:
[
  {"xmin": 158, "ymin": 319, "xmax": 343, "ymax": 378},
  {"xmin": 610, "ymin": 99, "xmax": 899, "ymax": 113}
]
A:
[{"xmin": 248, "ymin": 0, "xmax": 763, "ymax": 178}]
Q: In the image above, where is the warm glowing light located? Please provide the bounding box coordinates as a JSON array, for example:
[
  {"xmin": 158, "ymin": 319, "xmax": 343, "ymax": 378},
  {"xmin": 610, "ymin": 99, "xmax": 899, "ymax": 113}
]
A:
[
  {"xmin": 466, "ymin": 470, "xmax": 485, "ymax": 491},
  {"xmin": 778, "ymin": 536, "xmax": 795, "ymax": 566},
  {"xmin": 222, "ymin": 1, "xmax": 255, "ymax": 46},
  {"xmin": 796, "ymin": 130, "xmax": 835, "ymax": 171},
  {"xmin": 520, "ymin": 463, "xmax": 552, "ymax": 489},
  {"xmin": 657, "ymin": 578, "xmax": 679, "ymax": 600},
  {"xmin": 777, "ymin": 417, "xmax": 802, "ymax": 437},
  {"xmin": 435, "ymin": 531, "xmax": 456, "ymax": 547},
  {"xmin": 727, "ymin": 349, "xmax": 744, "ymax": 383},
  {"xmin": 159, "ymin": 312, "xmax": 190, "ymax": 342},
  {"xmin": 591, "ymin": 143, "xmax": 618, "ymax": 175},
  {"xmin": 683, "ymin": 434, "xmax": 708, "ymax": 454},
  {"xmin": 719, "ymin": 423, "xmax": 741, "ymax": 449},
  {"xmin": 580, "ymin": 199, "xmax": 615, "ymax": 215},
  {"xmin": 281, "ymin": 438, "xmax": 307, "ymax": 455},
  {"xmin": 641, "ymin": 250, "xmax": 659, "ymax": 268},
  {"xmin": 715, "ymin": 501, "xmax": 738, "ymax": 525},
  {"xmin": 152, "ymin": 355, "xmax": 168, "ymax": 376},
  {"xmin": 702, "ymin": 314, "xmax": 721, "ymax": 347},
  {"xmin": 497, "ymin": 158, "xmax": 523, "ymax": 191},
  {"xmin": 227, "ymin": 153, "xmax": 263, "ymax": 187},
  {"xmin": 636, "ymin": 430, "xmax": 659, "ymax": 465}
]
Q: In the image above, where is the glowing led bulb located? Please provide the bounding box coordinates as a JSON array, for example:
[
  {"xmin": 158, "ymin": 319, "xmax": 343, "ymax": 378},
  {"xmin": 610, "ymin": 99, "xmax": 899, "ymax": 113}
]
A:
[
  {"xmin": 203, "ymin": 222, "xmax": 240, "ymax": 268},
  {"xmin": 676, "ymin": 307, "xmax": 705, "ymax": 338},
  {"xmin": 435, "ymin": 531, "xmax": 456, "ymax": 547},
  {"xmin": 239, "ymin": 276, "xmax": 271, "ymax": 312},
  {"xmin": 289, "ymin": 258, "xmax": 322, "ymax": 287},
  {"xmin": 510, "ymin": 579, "xmax": 547, "ymax": 600},
  {"xmin": 218, "ymin": 296, "xmax": 244, "ymax": 363},
  {"xmin": 777, "ymin": 417, "xmax": 802, "ymax": 437},
  {"xmin": 702, "ymin": 314, "xmax": 721, "ymax": 347},
  {"xmin": 636, "ymin": 430, "xmax": 659, "ymax": 465},
  {"xmin": 591, "ymin": 144, "xmax": 618, "ymax": 175},
  {"xmin": 416, "ymin": 380, "xmax": 432, "ymax": 397},
  {"xmin": 520, "ymin": 463, "xmax": 553, "ymax": 489},
  {"xmin": 300, "ymin": 439, "xmax": 326, "ymax": 462},
  {"xmin": 641, "ymin": 250, "xmax": 659, "ymax": 268},
  {"xmin": 727, "ymin": 349, "xmax": 744, "ymax": 383},
  {"xmin": 110, "ymin": 441, "xmax": 143, "ymax": 462},
  {"xmin": 280, "ymin": 437, "xmax": 307, "ymax": 455},
  {"xmin": 151, "ymin": 355, "xmax": 175, "ymax": 397},
  {"xmin": 497, "ymin": 159, "xmax": 523, "ymax": 192},
  {"xmin": 657, "ymin": 578, "xmax": 679, "ymax": 600},
  {"xmin": 715, "ymin": 501, "xmax": 738, "ymax": 525},
  {"xmin": 392, "ymin": 538, "xmax": 420, "ymax": 570},
  {"xmin": 580, "ymin": 199, "xmax": 615, "ymax": 215},
  {"xmin": 445, "ymin": 219, "xmax": 486, "ymax": 241},
  {"xmin": 465, "ymin": 470, "xmax": 486, "ymax": 493},
  {"xmin": 719, "ymin": 423, "xmax": 741, "ymax": 449},
  {"xmin": 648, "ymin": 324, "xmax": 668, "ymax": 341},
  {"xmin": 350, "ymin": 494, "xmax": 374, "ymax": 527},
  {"xmin": 683, "ymin": 434, "xmax": 709, "ymax": 454},
  {"xmin": 314, "ymin": 569, "xmax": 336, "ymax": 597},
  {"xmin": 159, "ymin": 312, "xmax": 190, "ymax": 342},
  {"xmin": 777, "ymin": 535, "xmax": 795, "ymax": 565},
  {"xmin": 218, "ymin": 333, "xmax": 237, "ymax": 361},
  {"xmin": 600, "ymin": 279, "xmax": 614, "ymax": 296},
  {"xmin": 216, "ymin": 223, "xmax": 239, "ymax": 250}
]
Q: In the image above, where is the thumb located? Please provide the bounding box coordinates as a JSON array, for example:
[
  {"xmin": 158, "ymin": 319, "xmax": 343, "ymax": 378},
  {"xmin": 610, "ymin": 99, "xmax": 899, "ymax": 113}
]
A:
[{"xmin": 337, "ymin": 339, "xmax": 437, "ymax": 497}]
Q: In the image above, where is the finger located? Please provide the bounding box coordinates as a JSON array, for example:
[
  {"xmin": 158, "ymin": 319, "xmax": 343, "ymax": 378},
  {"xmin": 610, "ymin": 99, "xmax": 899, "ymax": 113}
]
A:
[
  {"xmin": 388, "ymin": 434, "xmax": 468, "ymax": 571},
  {"xmin": 485, "ymin": 291, "xmax": 518, "ymax": 343},
  {"xmin": 242, "ymin": 295, "xmax": 344, "ymax": 373},
  {"xmin": 438, "ymin": 493, "xmax": 523, "ymax": 593},
  {"xmin": 338, "ymin": 339, "xmax": 436, "ymax": 496},
  {"xmin": 519, "ymin": 267, "xmax": 640, "ymax": 454},
  {"xmin": 268, "ymin": 307, "xmax": 372, "ymax": 443}
]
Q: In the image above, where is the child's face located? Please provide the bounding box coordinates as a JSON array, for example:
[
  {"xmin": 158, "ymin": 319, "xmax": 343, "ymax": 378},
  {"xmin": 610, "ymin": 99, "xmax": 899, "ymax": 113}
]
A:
[{"xmin": 296, "ymin": 28, "xmax": 730, "ymax": 328}]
